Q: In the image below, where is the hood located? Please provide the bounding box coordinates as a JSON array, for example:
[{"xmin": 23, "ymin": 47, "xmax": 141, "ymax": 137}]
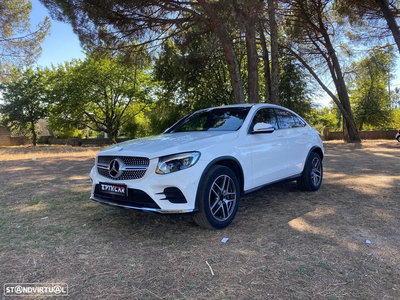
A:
[{"xmin": 99, "ymin": 131, "xmax": 239, "ymax": 158}]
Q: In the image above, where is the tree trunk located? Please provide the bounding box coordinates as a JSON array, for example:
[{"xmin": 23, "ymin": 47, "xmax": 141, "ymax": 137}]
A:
[
  {"xmin": 259, "ymin": 26, "xmax": 272, "ymax": 103},
  {"xmin": 288, "ymin": 0, "xmax": 360, "ymax": 141},
  {"xmin": 268, "ymin": 0, "xmax": 279, "ymax": 105},
  {"xmin": 322, "ymin": 33, "xmax": 361, "ymax": 142},
  {"xmin": 30, "ymin": 120, "xmax": 37, "ymax": 146},
  {"xmin": 107, "ymin": 128, "xmax": 117, "ymax": 144},
  {"xmin": 220, "ymin": 39, "xmax": 246, "ymax": 104},
  {"xmin": 287, "ymin": 46, "xmax": 360, "ymax": 142},
  {"xmin": 376, "ymin": 0, "xmax": 400, "ymax": 54},
  {"xmin": 197, "ymin": 0, "xmax": 246, "ymax": 104},
  {"xmin": 245, "ymin": 19, "xmax": 260, "ymax": 103}
]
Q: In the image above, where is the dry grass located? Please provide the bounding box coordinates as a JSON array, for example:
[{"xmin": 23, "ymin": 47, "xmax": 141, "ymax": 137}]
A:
[{"xmin": 0, "ymin": 141, "xmax": 399, "ymax": 299}]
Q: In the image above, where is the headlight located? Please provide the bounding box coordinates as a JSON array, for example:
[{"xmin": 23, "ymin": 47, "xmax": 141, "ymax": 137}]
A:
[{"xmin": 156, "ymin": 152, "xmax": 201, "ymax": 174}]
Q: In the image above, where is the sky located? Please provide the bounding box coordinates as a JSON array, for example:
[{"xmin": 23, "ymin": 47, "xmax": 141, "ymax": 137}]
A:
[{"xmin": 30, "ymin": 0, "xmax": 85, "ymax": 67}]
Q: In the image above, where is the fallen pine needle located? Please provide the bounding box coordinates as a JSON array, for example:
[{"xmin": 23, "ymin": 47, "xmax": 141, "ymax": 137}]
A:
[
  {"xmin": 206, "ymin": 261, "xmax": 215, "ymax": 276},
  {"xmin": 144, "ymin": 289, "xmax": 163, "ymax": 299}
]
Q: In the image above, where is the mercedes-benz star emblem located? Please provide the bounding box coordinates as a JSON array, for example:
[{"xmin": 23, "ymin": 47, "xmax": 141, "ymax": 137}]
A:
[{"xmin": 108, "ymin": 158, "xmax": 124, "ymax": 179}]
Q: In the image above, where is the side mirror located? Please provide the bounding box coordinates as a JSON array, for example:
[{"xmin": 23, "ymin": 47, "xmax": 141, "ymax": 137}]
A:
[{"xmin": 252, "ymin": 123, "xmax": 275, "ymax": 134}]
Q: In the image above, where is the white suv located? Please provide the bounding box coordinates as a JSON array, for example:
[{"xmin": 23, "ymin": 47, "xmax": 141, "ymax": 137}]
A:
[{"xmin": 89, "ymin": 104, "xmax": 324, "ymax": 229}]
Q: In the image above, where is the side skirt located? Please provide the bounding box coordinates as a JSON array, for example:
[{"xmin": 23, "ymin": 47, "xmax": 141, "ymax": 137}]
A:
[{"xmin": 243, "ymin": 173, "xmax": 302, "ymax": 197}]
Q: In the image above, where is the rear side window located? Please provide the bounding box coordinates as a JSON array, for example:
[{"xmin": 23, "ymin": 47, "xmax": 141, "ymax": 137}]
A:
[
  {"xmin": 275, "ymin": 109, "xmax": 306, "ymax": 129},
  {"xmin": 293, "ymin": 115, "xmax": 306, "ymax": 127}
]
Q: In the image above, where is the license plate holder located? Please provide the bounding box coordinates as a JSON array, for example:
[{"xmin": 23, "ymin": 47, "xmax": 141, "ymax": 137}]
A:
[{"xmin": 99, "ymin": 182, "xmax": 128, "ymax": 196}]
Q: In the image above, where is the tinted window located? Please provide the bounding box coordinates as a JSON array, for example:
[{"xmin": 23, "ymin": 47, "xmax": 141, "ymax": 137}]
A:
[
  {"xmin": 293, "ymin": 115, "xmax": 306, "ymax": 127},
  {"xmin": 166, "ymin": 107, "xmax": 251, "ymax": 133},
  {"xmin": 275, "ymin": 109, "xmax": 306, "ymax": 129},
  {"xmin": 250, "ymin": 108, "xmax": 278, "ymax": 131}
]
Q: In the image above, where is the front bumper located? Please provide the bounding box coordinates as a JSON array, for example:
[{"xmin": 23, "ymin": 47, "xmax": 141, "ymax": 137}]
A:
[{"xmin": 89, "ymin": 157, "xmax": 205, "ymax": 214}]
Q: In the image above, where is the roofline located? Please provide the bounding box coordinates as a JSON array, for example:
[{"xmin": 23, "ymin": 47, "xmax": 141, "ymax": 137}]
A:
[{"xmin": 205, "ymin": 103, "xmax": 288, "ymax": 110}]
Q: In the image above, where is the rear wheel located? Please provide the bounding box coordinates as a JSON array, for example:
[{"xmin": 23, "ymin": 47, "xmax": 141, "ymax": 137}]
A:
[
  {"xmin": 297, "ymin": 152, "xmax": 323, "ymax": 191},
  {"xmin": 193, "ymin": 165, "xmax": 240, "ymax": 230},
  {"xmin": 397, "ymin": 136, "xmax": 400, "ymax": 142}
]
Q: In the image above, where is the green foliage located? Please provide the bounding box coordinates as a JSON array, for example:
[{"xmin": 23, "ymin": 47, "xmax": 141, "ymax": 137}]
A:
[
  {"xmin": 154, "ymin": 34, "xmax": 235, "ymax": 111},
  {"xmin": 150, "ymin": 31, "xmax": 241, "ymax": 133},
  {"xmin": 0, "ymin": 0, "xmax": 50, "ymax": 81},
  {"xmin": 309, "ymin": 106, "xmax": 342, "ymax": 133},
  {"xmin": 38, "ymin": 0, "xmax": 397, "ymax": 138},
  {"xmin": 148, "ymin": 100, "xmax": 189, "ymax": 135},
  {"xmin": 39, "ymin": 0, "xmax": 258, "ymax": 104},
  {"xmin": 334, "ymin": 0, "xmax": 399, "ymax": 50},
  {"xmin": 48, "ymin": 51, "xmax": 153, "ymax": 142},
  {"xmin": 279, "ymin": 50, "xmax": 313, "ymax": 118},
  {"xmin": 153, "ymin": 32, "xmax": 319, "ymax": 132},
  {"xmin": 120, "ymin": 107, "xmax": 151, "ymax": 138},
  {"xmin": 47, "ymin": 121, "xmax": 81, "ymax": 138},
  {"xmin": 0, "ymin": 67, "xmax": 50, "ymax": 145},
  {"xmin": 348, "ymin": 47, "xmax": 394, "ymax": 130},
  {"xmin": 390, "ymin": 109, "xmax": 400, "ymax": 129}
]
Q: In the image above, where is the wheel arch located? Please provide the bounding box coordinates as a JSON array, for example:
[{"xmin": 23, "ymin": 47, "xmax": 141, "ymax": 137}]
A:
[
  {"xmin": 300, "ymin": 146, "xmax": 323, "ymax": 176},
  {"xmin": 309, "ymin": 146, "xmax": 324, "ymax": 161},
  {"xmin": 195, "ymin": 156, "xmax": 244, "ymax": 210},
  {"xmin": 298, "ymin": 147, "xmax": 324, "ymax": 191}
]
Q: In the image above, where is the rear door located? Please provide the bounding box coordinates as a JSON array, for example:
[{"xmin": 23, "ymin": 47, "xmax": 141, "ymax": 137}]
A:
[{"xmin": 274, "ymin": 109, "xmax": 309, "ymax": 177}]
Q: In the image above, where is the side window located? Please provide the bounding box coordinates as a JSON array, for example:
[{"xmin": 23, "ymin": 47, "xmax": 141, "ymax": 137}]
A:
[
  {"xmin": 275, "ymin": 109, "xmax": 305, "ymax": 129},
  {"xmin": 250, "ymin": 108, "xmax": 278, "ymax": 131},
  {"xmin": 293, "ymin": 115, "xmax": 306, "ymax": 128},
  {"xmin": 275, "ymin": 109, "xmax": 294, "ymax": 129}
]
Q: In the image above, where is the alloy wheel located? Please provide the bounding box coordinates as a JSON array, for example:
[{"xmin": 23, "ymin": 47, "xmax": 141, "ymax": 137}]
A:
[
  {"xmin": 311, "ymin": 157, "xmax": 322, "ymax": 187},
  {"xmin": 208, "ymin": 174, "xmax": 237, "ymax": 221}
]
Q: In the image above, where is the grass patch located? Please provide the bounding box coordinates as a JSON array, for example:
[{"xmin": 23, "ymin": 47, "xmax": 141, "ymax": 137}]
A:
[
  {"xmin": 296, "ymin": 265, "xmax": 311, "ymax": 276},
  {"xmin": 260, "ymin": 267, "xmax": 271, "ymax": 273},
  {"xmin": 315, "ymin": 261, "xmax": 333, "ymax": 272}
]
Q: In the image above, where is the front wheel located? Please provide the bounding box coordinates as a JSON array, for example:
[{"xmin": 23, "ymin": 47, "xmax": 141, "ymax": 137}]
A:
[
  {"xmin": 193, "ymin": 165, "xmax": 240, "ymax": 230},
  {"xmin": 397, "ymin": 136, "xmax": 400, "ymax": 142},
  {"xmin": 297, "ymin": 152, "xmax": 323, "ymax": 191}
]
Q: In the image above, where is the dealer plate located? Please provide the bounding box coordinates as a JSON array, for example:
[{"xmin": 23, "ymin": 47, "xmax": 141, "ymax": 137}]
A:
[{"xmin": 99, "ymin": 182, "xmax": 128, "ymax": 196}]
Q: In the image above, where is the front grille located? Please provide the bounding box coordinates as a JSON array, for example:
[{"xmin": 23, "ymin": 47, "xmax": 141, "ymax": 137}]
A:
[
  {"xmin": 97, "ymin": 168, "xmax": 147, "ymax": 180},
  {"xmin": 94, "ymin": 185, "xmax": 160, "ymax": 209},
  {"xmin": 98, "ymin": 156, "xmax": 149, "ymax": 166},
  {"xmin": 97, "ymin": 155, "xmax": 149, "ymax": 180}
]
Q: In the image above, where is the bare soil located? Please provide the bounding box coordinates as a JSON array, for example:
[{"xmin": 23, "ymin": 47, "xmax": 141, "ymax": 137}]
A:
[{"xmin": 0, "ymin": 141, "xmax": 399, "ymax": 299}]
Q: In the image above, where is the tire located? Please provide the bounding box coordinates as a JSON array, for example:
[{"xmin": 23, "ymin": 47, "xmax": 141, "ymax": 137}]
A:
[
  {"xmin": 193, "ymin": 165, "xmax": 240, "ymax": 230},
  {"xmin": 297, "ymin": 152, "xmax": 323, "ymax": 191},
  {"xmin": 397, "ymin": 136, "xmax": 400, "ymax": 142}
]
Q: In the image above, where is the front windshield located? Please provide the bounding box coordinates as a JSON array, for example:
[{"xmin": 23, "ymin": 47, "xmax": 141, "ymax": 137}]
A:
[{"xmin": 166, "ymin": 107, "xmax": 251, "ymax": 133}]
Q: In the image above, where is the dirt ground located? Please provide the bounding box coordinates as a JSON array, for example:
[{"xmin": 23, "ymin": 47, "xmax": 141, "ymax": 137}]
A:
[{"xmin": 0, "ymin": 141, "xmax": 399, "ymax": 300}]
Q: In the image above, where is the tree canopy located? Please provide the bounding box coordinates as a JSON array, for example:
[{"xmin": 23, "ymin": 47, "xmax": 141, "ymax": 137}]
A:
[
  {"xmin": 0, "ymin": 67, "xmax": 50, "ymax": 145},
  {"xmin": 335, "ymin": 0, "xmax": 400, "ymax": 54},
  {"xmin": 39, "ymin": 0, "xmax": 275, "ymax": 105},
  {"xmin": 349, "ymin": 47, "xmax": 395, "ymax": 130},
  {"xmin": 48, "ymin": 51, "xmax": 153, "ymax": 142},
  {"xmin": 0, "ymin": 0, "xmax": 50, "ymax": 81},
  {"xmin": 0, "ymin": 0, "xmax": 398, "ymax": 143}
]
